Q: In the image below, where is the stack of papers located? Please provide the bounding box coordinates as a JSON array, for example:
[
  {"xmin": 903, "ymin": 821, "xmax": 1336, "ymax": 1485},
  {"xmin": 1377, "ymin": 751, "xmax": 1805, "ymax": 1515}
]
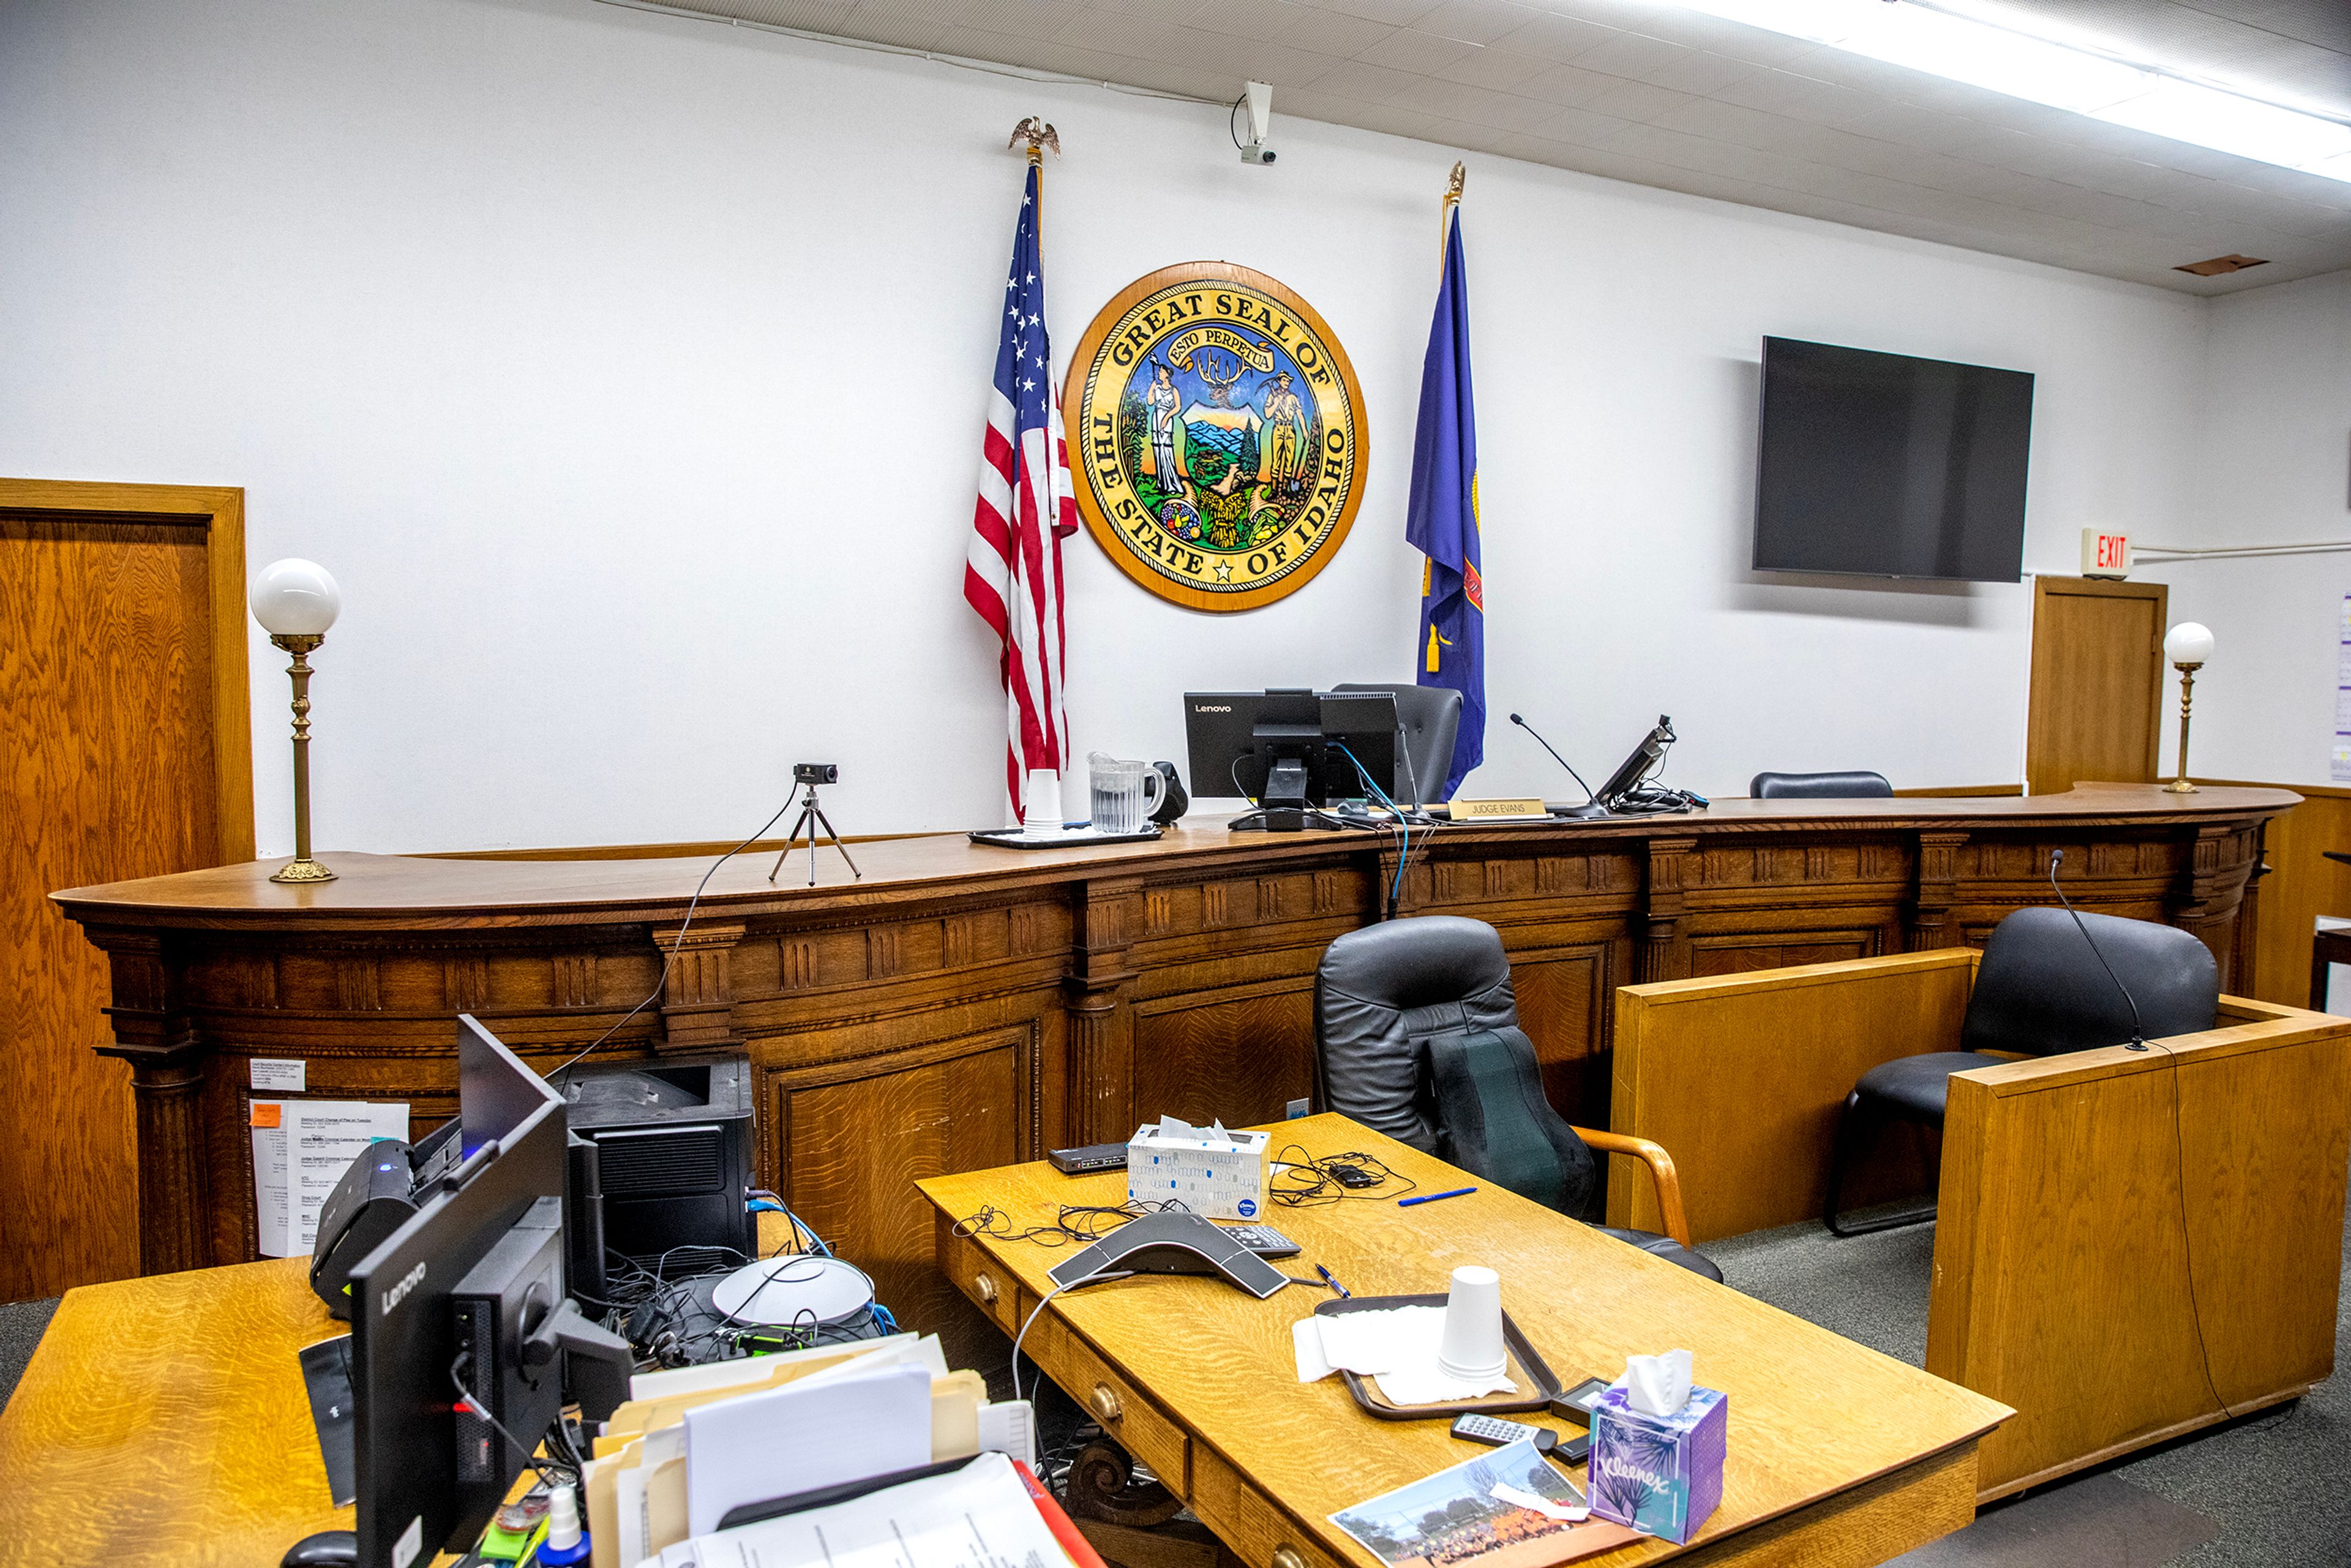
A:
[
  {"xmin": 1293, "ymin": 1307, "xmax": 1519, "ymax": 1406},
  {"xmin": 653, "ymin": 1452, "xmax": 1067, "ymax": 1568},
  {"xmin": 582, "ymin": 1334, "xmax": 1059, "ymax": 1568}
]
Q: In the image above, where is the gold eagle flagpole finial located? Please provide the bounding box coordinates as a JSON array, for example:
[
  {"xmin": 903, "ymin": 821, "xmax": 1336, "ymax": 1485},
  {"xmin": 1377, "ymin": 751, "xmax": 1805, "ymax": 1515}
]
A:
[
  {"xmin": 1441, "ymin": 160, "xmax": 1465, "ymax": 252},
  {"xmin": 1009, "ymin": 116, "xmax": 1060, "ymax": 168}
]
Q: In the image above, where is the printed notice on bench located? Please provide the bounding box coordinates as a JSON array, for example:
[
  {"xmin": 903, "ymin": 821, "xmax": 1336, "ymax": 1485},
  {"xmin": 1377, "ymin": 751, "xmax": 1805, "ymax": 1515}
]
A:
[{"xmin": 251, "ymin": 1100, "xmax": 410, "ymax": 1257}]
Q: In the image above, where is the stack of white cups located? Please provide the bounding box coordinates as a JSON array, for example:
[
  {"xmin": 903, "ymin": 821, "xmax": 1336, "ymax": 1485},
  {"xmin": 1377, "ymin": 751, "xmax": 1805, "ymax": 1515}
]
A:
[
  {"xmin": 1023, "ymin": 770, "xmax": 1063, "ymax": 831},
  {"xmin": 1435, "ymin": 1264, "xmax": 1507, "ymax": 1384}
]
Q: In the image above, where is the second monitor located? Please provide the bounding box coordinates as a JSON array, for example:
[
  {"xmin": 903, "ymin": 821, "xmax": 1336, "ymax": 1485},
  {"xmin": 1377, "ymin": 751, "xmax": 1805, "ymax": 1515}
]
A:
[{"xmin": 1184, "ymin": 689, "xmax": 1398, "ymax": 831}]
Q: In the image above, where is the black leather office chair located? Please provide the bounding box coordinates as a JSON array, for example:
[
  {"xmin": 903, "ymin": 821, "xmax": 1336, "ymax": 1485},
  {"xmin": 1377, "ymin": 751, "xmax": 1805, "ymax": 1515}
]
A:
[
  {"xmin": 1824, "ymin": 906, "xmax": 2219, "ymax": 1235},
  {"xmin": 1313, "ymin": 916, "xmax": 1723, "ymax": 1281},
  {"xmin": 1750, "ymin": 771, "xmax": 1894, "ymax": 798},
  {"xmin": 1333, "ymin": 683, "xmax": 1461, "ymax": 810}
]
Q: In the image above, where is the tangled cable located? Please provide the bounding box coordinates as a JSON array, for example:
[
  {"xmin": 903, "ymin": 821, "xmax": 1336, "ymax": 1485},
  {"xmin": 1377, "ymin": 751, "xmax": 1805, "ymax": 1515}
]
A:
[
  {"xmin": 952, "ymin": 1198, "xmax": 1192, "ymax": 1248},
  {"xmin": 1267, "ymin": 1145, "xmax": 1417, "ymax": 1207}
]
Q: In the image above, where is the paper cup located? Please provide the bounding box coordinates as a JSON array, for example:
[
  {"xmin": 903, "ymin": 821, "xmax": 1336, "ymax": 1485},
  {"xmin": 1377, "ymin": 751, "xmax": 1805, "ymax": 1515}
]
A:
[
  {"xmin": 1022, "ymin": 770, "xmax": 1063, "ymax": 831},
  {"xmin": 1436, "ymin": 1264, "xmax": 1507, "ymax": 1382}
]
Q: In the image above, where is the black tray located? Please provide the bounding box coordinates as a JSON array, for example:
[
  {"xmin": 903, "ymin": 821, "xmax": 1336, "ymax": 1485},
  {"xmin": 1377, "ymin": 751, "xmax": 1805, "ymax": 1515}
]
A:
[
  {"xmin": 967, "ymin": 825, "xmax": 1164, "ymax": 849},
  {"xmin": 1313, "ymin": 1292, "xmax": 1563, "ymax": 1420}
]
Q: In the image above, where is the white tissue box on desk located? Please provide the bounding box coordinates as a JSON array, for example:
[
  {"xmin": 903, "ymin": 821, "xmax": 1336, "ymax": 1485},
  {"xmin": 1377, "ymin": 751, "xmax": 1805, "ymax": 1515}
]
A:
[{"xmin": 1127, "ymin": 1116, "xmax": 1269, "ymax": 1220}]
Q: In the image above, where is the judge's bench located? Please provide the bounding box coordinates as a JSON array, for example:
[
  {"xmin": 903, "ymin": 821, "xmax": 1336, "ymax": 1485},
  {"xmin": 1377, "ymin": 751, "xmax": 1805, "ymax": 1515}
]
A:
[{"xmin": 51, "ymin": 782, "xmax": 2289, "ymax": 1370}]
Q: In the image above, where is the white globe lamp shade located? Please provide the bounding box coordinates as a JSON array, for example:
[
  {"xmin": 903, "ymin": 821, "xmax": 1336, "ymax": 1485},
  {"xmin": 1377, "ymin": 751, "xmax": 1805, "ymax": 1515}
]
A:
[
  {"xmin": 2162, "ymin": 622, "xmax": 2214, "ymax": 667},
  {"xmin": 250, "ymin": 558, "xmax": 342, "ymax": 637}
]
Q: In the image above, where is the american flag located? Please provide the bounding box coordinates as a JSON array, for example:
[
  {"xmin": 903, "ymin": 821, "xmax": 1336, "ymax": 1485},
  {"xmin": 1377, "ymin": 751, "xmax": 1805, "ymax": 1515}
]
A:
[{"xmin": 964, "ymin": 162, "xmax": 1077, "ymax": 823}]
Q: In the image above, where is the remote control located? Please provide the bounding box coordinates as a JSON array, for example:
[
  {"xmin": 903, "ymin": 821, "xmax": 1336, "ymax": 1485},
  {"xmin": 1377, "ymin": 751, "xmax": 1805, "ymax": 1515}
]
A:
[
  {"xmin": 1450, "ymin": 1413, "xmax": 1558, "ymax": 1455},
  {"xmin": 1047, "ymin": 1142, "xmax": 1128, "ymax": 1175},
  {"xmin": 1217, "ymin": 1223, "xmax": 1301, "ymax": 1258}
]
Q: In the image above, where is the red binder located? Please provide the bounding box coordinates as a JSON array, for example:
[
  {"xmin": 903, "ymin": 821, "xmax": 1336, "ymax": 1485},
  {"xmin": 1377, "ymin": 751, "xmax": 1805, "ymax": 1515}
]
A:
[{"xmin": 1013, "ymin": 1460, "xmax": 1109, "ymax": 1568}]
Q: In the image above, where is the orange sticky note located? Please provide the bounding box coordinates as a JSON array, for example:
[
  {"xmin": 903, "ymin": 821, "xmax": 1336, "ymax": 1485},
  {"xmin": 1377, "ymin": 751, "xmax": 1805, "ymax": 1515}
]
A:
[{"xmin": 250, "ymin": 1103, "xmax": 282, "ymax": 1128}]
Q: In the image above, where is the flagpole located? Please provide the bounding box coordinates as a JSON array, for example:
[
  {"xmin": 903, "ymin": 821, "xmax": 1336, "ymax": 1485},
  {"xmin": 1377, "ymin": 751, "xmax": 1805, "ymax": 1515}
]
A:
[{"xmin": 1441, "ymin": 160, "xmax": 1464, "ymax": 253}]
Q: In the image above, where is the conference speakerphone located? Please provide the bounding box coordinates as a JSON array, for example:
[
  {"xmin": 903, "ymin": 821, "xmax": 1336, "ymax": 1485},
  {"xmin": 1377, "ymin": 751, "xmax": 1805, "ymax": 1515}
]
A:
[{"xmin": 1047, "ymin": 1212, "xmax": 1291, "ymax": 1298}]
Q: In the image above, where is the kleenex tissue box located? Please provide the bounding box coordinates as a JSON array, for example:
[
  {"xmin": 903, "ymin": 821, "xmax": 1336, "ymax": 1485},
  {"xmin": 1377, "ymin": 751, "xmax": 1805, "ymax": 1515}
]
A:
[
  {"xmin": 1127, "ymin": 1117, "xmax": 1269, "ymax": 1220},
  {"xmin": 1588, "ymin": 1384, "xmax": 1728, "ymax": 1544}
]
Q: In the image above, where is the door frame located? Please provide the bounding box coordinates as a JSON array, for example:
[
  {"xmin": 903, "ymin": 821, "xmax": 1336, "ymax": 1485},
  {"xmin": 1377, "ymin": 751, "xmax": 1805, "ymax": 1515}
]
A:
[
  {"xmin": 1, "ymin": 478, "xmax": 253, "ymax": 862},
  {"xmin": 2025, "ymin": 574, "xmax": 2167, "ymax": 797}
]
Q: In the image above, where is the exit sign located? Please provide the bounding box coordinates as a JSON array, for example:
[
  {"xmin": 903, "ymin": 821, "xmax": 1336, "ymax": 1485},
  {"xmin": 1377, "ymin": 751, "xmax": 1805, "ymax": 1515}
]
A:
[{"xmin": 2082, "ymin": 529, "xmax": 2131, "ymax": 578}]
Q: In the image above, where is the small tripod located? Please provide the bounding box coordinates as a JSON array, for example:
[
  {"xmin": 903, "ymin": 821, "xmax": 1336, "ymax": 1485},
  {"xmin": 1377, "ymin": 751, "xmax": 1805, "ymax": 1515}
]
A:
[{"xmin": 767, "ymin": 778, "xmax": 861, "ymax": 887}]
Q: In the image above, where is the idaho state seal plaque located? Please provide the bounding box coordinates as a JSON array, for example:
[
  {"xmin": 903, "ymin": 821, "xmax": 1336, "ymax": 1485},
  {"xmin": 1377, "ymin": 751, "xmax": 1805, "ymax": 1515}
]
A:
[{"xmin": 1066, "ymin": 262, "xmax": 1368, "ymax": 612}]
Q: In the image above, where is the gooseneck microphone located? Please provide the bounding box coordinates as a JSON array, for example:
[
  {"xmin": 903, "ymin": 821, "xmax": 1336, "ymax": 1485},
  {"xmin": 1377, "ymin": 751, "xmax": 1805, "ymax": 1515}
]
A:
[
  {"xmin": 2047, "ymin": 849, "xmax": 2147, "ymax": 1050},
  {"xmin": 1509, "ymin": 713, "xmax": 1607, "ymax": 819}
]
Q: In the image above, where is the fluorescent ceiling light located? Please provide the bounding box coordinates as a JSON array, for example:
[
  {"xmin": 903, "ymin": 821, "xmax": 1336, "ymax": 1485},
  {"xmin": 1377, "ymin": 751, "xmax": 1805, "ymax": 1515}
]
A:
[{"xmin": 1652, "ymin": 0, "xmax": 2351, "ymax": 183}]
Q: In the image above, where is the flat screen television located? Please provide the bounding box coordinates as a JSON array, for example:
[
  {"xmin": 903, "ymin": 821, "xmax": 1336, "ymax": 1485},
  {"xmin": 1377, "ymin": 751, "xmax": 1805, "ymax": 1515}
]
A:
[{"xmin": 1752, "ymin": 337, "xmax": 2034, "ymax": 583}]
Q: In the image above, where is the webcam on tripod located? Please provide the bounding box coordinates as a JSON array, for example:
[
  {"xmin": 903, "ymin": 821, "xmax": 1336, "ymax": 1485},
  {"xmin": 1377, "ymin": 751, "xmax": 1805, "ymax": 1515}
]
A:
[
  {"xmin": 794, "ymin": 762, "xmax": 838, "ymax": 785},
  {"xmin": 770, "ymin": 765, "xmax": 858, "ymax": 886}
]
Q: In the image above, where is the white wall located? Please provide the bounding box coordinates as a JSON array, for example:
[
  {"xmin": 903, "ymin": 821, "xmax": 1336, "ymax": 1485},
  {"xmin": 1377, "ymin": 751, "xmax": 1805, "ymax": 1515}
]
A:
[
  {"xmin": 2138, "ymin": 269, "xmax": 2351, "ymax": 787},
  {"xmin": 0, "ymin": 0, "xmax": 2216, "ymax": 852}
]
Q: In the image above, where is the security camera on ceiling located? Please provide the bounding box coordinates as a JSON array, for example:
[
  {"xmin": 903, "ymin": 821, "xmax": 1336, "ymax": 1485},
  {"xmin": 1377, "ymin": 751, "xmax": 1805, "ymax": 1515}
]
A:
[{"xmin": 1239, "ymin": 81, "xmax": 1275, "ymax": 165}]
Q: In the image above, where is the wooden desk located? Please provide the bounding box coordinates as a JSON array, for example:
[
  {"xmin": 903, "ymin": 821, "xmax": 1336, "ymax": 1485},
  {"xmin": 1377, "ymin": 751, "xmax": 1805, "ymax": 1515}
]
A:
[
  {"xmin": 0, "ymin": 1257, "xmax": 348, "ymax": 1567},
  {"xmin": 918, "ymin": 1114, "xmax": 2011, "ymax": 1568},
  {"xmin": 51, "ymin": 786, "xmax": 2289, "ymax": 1366}
]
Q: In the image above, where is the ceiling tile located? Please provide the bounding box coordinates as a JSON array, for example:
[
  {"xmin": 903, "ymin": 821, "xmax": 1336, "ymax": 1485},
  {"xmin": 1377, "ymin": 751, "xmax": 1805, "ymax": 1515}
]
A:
[
  {"xmin": 1711, "ymin": 69, "xmax": 1885, "ymax": 129},
  {"xmin": 1411, "ymin": 0, "xmax": 1532, "ymax": 47},
  {"xmin": 946, "ymin": 0, "xmax": 1087, "ymax": 42},
  {"xmin": 1303, "ymin": 0, "xmax": 1447, "ymax": 26},
  {"xmin": 1053, "ymin": 10, "xmax": 1183, "ymax": 56},
  {"xmin": 1354, "ymin": 27, "xmax": 1480, "ymax": 71},
  {"xmin": 1575, "ymin": 77, "xmax": 1704, "ymax": 124},
  {"xmin": 1272, "ymin": 7, "xmax": 1399, "ymax": 56},
  {"xmin": 838, "ymin": 0, "xmax": 957, "ymax": 48},
  {"xmin": 1390, "ymin": 73, "xmax": 1567, "ymax": 132},
  {"xmin": 1485, "ymin": 11, "xmax": 1621, "ymax": 64},
  {"xmin": 1531, "ymin": 103, "xmax": 1643, "ymax": 147},
  {"xmin": 1308, "ymin": 57, "xmax": 1427, "ymax": 102},
  {"xmin": 1433, "ymin": 45, "xmax": 1555, "ymax": 91}
]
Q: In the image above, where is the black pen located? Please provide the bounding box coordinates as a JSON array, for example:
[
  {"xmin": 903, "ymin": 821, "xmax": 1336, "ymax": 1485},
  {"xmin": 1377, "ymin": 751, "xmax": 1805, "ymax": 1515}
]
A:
[{"xmin": 1316, "ymin": 1264, "xmax": 1350, "ymax": 1297}]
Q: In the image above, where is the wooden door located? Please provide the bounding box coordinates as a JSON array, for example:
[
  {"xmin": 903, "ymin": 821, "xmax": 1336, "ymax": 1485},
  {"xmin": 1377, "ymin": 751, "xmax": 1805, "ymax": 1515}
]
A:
[
  {"xmin": 2025, "ymin": 576, "xmax": 2167, "ymax": 797},
  {"xmin": 0, "ymin": 480, "xmax": 250, "ymax": 1300}
]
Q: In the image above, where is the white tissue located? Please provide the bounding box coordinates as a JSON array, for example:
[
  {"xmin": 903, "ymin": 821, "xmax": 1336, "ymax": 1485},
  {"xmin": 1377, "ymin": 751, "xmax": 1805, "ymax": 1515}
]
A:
[{"xmin": 1624, "ymin": 1348, "xmax": 1693, "ymax": 1416}]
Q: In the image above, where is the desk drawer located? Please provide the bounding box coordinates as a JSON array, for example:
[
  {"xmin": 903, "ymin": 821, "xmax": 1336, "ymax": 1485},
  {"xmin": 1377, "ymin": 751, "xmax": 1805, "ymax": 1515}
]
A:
[
  {"xmin": 1026, "ymin": 1313, "xmax": 1190, "ymax": 1491},
  {"xmin": 1190, "ymin": 1447, "xmax": 1346, "ymax": 1568},
  {"xmin": 938, "ymin": 1226, "xmax": 1022, "ymax": 1337}
]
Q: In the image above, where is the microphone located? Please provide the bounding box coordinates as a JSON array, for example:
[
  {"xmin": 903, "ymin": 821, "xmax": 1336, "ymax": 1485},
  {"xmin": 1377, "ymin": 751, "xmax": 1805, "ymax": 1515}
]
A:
[
  {"xmin": 2047, "ymin": 849, "xmax": 2147, "ymax": 1051},
  {"xmin": 1509, "ymin": 713, "xmax": 1606, "ymax": 819}
]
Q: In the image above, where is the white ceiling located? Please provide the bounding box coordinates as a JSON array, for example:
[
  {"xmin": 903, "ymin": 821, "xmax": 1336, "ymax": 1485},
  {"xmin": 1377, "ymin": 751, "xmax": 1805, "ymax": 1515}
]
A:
[{"xmin": 631, "ymin": 0, "xmax": 2351, "ymax": 293}]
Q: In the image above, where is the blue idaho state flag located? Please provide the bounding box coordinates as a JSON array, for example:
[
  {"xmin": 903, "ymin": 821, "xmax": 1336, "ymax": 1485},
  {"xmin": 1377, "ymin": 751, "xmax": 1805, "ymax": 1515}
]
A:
[{"xmin": 1406, "ymin": 206, "xmax": 1484, "ymax": 798}]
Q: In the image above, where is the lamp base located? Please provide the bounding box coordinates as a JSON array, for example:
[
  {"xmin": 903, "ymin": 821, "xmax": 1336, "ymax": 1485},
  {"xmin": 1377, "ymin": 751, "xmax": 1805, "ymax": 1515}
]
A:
[
  {"xmin": 2162, "ymin": 779, "xmax": 2199, "ymax": 794},
  {"xmin": 269, "ymin": 857, "xmax": 337, "ymax": 884}
]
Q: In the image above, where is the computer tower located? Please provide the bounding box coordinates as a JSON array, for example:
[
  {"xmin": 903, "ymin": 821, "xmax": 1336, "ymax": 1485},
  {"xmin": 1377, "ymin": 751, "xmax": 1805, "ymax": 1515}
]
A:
[{"xmin": 557, "ymin": 1057, "xmax": 755, "ymax": 1270}]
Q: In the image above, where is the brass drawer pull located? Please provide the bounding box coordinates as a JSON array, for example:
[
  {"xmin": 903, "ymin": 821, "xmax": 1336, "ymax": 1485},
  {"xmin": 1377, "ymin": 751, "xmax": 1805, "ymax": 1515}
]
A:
[
  {"xmin": 1272, "ymin": 1548, "xmax": 1307, "ymax": 1568},
  {"xmin": 1089, "ymin": 1382, "xmax": 1123, "ymax": 1423},
  {"xmin": 973, "ymin": 1272, "xmax": 999, "ymax": 1305}
]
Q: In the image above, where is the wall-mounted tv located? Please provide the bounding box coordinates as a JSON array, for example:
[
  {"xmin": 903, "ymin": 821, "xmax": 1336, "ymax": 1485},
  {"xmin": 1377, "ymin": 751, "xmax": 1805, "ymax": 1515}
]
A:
[{"xmin": 1753, "ymin": 336, "xmax": 2034, "ymax": 583}]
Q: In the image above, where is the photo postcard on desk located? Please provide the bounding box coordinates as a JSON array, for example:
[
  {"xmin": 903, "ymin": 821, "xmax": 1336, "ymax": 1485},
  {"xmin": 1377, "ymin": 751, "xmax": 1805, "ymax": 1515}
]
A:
[{"xmin": 1330, "ymin": 1439, "xmax": 1637, "ymax": 1568}]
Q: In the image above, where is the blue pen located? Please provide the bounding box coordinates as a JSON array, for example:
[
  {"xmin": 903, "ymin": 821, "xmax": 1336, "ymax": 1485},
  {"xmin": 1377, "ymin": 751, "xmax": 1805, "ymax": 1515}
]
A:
[
  {"xmin": 1316, "ymin": 1264, "xmax": 1350, "ymax": 1297},
  {"xmin": 1399, "ymin": 1186, "xmax": 1476, "ymax": 1207}
]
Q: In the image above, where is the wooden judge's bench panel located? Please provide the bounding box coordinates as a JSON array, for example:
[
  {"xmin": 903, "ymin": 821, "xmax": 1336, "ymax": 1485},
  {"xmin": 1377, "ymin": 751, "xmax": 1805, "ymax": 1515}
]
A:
[{"xmin": 52, "ymin": 785, "xmax": 2287, "ymax": 1356}]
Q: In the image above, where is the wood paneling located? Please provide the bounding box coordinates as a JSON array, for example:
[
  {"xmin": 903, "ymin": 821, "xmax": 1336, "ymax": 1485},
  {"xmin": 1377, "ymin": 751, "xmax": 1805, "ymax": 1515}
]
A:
[
  {"xmin": 48, "ymin": 787, "xmax": 2288, "ymax": 1292},
  {"xmin": 771, "ymin": 1023, "xmax": 1036, "ymax": 1368},
  {"xmin": 1930, "ymin": 997, "xmax": 2351, "ymax": 1498},
  {"xmin": 920, "ymin": 1115, "xmax": 2009, "ymax": 1567},
  {"xmin": 0, "ymin": 1257, "xmax": 347, "ymax": 1563},
  {"xmin": 1611, "ymin": 952, "xmax": 1978, "ymax": 1240},
  {"xmin": 1, "ymin": 479, "xmax": 250, "ymax": 1300},
  {"xmin": 1133, "ymin": 987, "xmax": 1314, "ymax": 1130},
  {"xmin": 2197, "ymin": 779, "xmax": 2351, "ymax": 1008},
  {"xmin": 2025, "ymin": 576, "xmax": 2166, "ymax": 797}
]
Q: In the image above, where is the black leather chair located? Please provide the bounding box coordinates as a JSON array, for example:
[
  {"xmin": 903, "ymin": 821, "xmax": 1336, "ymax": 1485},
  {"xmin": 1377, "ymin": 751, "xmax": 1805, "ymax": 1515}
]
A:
[
  {"xmin": 1333, "ymin": 683, "xmax": 1462, "ymax": 810},
  {"xmin": 1824, "ymin": 906, "xmax": 2219, "ymax": 1235},
  {"xmin": 1313, "ymin": 915, "xmax": 1723, "ymax": 1281},
  {"xmin": 1750, "ymin": 771, "xmax": 1894, "ymax": 799}
]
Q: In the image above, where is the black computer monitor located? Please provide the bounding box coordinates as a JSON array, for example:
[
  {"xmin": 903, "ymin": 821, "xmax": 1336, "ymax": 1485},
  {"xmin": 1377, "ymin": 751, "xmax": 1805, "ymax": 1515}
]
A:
[
  {"xmin": 339, "ymin": 1016, "xmax": 631, "ymax": 1568},
  {"xmin": 1595, "ymin": 715, "xmax": 1676, "ymax": 807},
  {"xmin": 1183, "ymin": 689, "xmax": 1398, "ymax": 831}
]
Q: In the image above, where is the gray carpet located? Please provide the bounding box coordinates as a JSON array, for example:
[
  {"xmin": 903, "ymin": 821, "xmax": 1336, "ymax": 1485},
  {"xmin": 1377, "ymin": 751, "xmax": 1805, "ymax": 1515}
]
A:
[
  {"xmin": 0, "ymin": 1297, "xmax": 59, "ymax": 1410},
  {"xmin": 1708, "ymin": 1201, "xmax": 2351, "ymax": 1567}
]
